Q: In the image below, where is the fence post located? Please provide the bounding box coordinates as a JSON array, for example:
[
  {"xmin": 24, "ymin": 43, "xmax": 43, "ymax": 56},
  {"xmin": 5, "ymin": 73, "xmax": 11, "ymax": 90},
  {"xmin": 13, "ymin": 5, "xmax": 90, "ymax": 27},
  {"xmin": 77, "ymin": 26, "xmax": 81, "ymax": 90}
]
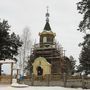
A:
[
  {"xmin": 82, "ymin": 75, "xmax": 85, "ymax": 89},
  {"xmin": 47, "ymin": 74, "xmax": 50, "ymax": 86},
  {"xmin": 63, "ymin": 73, "xmax": 67, "ymax": 87},
  {"xmin": 11, "ymin": 62, "xmax": 13, "ymax": 84},
  {"xmin": 31, "ymin": 73, "xmax": 34, "ymax": 86},
  {"xmin": 81, "ymin": 71, "xmax": 87, "ymax": 89}
]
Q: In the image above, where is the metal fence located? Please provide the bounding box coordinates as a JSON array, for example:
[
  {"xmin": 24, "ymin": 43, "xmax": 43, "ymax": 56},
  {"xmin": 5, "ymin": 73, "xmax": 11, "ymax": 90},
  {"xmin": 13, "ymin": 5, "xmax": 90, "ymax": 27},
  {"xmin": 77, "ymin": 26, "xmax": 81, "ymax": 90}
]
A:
[
  {"xmin": 18, "ymin": 74, "xmax": 90, "ymax": 89},
  {"xmin": 0, "ymin": 74, "xmax": 90, "ymax": 89}
]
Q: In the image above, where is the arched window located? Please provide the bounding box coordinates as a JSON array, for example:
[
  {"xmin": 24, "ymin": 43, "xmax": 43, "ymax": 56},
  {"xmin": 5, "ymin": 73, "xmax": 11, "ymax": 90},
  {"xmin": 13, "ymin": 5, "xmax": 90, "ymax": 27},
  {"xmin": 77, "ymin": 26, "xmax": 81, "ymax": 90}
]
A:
[{"xmin": 43, "ymin": 37, "xmax": 47, "ymax": 43}]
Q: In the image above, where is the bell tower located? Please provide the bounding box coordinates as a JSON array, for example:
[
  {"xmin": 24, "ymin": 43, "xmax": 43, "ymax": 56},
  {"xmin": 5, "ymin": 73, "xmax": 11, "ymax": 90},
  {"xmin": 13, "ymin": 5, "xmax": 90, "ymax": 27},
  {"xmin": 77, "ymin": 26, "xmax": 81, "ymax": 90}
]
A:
[
  {"xmin": 39, "ymin": 7, "xmax": 56, "ymax": 47},
  {"xmin": 30, "ymin": 7, "xmax": 64, "ymax": 77}
]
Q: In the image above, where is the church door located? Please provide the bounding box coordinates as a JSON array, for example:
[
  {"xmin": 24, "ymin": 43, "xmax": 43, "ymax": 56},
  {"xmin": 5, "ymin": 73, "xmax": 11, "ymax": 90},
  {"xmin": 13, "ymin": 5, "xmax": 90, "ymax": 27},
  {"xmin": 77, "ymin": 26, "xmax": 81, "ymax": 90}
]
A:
[{"xmin": 37, "ymin": 66, "xmax": 43, "ymax": 76}]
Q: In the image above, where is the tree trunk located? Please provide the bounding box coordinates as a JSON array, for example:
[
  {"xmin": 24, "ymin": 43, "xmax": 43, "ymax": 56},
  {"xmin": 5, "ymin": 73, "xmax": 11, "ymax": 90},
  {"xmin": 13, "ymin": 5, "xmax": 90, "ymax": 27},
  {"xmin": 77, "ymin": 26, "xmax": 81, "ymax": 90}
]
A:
[
  {"xmin": 0, "ymin": 64, "xmax": 1, "ymax": 76},
  {"xmin": 0, "ymin": 64, "xmax": 2, "ymax": 81}
]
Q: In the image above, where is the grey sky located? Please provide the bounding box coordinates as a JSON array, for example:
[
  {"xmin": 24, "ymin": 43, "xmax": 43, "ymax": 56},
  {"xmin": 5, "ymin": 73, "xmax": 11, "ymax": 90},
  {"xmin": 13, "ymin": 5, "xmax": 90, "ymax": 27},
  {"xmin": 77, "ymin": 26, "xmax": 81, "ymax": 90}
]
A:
[{"xmin": 0, "ymin": 0, "xmax": 84, "ymax": 64}]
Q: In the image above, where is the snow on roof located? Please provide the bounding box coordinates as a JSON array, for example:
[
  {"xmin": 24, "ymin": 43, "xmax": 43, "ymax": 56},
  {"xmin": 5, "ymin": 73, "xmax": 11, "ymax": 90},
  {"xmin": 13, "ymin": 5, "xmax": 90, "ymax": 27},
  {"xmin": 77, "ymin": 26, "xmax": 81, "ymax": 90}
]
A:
[{"xmin": 0, "ymin": 59, "xmax": 16, "ymax": 64}]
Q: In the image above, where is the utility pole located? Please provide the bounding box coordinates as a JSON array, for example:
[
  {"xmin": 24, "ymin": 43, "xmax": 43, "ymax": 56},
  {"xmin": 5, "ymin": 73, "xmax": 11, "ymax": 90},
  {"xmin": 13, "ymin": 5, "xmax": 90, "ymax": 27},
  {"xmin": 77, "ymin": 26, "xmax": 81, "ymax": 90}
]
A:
[
  {"xmin": 63, "ymin": 50, "xmax": 66, "ymax": 58},
  {"xmin": 63, "ymin": 50, "xmax": 67, "ymax": 87}
]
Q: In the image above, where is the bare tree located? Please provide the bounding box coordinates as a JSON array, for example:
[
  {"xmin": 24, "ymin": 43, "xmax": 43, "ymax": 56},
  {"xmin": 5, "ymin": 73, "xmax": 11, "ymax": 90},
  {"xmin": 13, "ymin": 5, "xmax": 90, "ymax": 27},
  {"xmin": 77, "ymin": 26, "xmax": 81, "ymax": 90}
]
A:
[{"xmin": 18, "ymin": 27, "xmax": 32, "ymax": 76}]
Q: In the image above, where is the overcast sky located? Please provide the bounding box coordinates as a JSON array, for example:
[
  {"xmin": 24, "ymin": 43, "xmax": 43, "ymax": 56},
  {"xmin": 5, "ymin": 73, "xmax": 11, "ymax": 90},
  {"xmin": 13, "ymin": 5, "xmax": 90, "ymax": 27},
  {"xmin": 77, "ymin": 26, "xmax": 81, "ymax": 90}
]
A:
[{"xmin": 0, "ymin": 0, "xmax": 84, "ymax": 66}]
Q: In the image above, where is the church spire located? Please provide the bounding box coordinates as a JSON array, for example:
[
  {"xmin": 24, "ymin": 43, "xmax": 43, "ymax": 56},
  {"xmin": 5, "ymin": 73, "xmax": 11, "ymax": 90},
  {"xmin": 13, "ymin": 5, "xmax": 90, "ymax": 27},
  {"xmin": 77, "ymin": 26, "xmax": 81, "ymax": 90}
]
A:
[
  {"xmin": 44, "ymin": 6, "xmax": 51, "ymax": 31},
  {"xmin": 46, "ymin": 6, "xmax": 49, "ymax": 22}
]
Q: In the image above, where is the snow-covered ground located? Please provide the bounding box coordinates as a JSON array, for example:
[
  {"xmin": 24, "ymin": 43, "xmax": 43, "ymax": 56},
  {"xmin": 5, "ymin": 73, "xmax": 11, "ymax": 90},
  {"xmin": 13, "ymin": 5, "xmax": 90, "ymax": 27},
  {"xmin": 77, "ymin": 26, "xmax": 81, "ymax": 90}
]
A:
[{"xmin": 0, "ymin": 86, "xmax": 90, "ymax": 90}]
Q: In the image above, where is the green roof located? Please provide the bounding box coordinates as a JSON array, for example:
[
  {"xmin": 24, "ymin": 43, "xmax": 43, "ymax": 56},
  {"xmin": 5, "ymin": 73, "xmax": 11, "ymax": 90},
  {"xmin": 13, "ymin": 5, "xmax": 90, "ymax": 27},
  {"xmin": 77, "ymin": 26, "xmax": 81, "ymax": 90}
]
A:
[{"xmin": 44, "ymin": 22, "xmax": 51, "ymax": 31}]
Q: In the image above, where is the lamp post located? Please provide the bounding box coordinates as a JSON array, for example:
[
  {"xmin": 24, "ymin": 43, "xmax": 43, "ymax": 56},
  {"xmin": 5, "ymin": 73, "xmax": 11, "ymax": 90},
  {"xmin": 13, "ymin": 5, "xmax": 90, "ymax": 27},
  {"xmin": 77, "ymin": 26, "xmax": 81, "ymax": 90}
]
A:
[
  {"xmin": 63, "ymin": 50, "xmax": 67, "ymax": 87},
  {"xmin": 63, "ymin": 50, "xmax": 66, "ymax": 58}
]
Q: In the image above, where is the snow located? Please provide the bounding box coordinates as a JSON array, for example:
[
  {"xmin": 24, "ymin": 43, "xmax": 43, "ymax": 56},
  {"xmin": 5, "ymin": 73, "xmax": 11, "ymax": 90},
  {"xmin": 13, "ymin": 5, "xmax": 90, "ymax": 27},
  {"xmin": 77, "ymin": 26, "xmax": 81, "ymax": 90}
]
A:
[
  {"xmin": 87, "ymin": 74, "xmax": 90, "ymax": 77},
  {"xmin": 0, "ymin": 59, "xmax": 15, "ymax": 63},
  {"xmin": 11, "ymin": 79, "xmax": 28, "ymax": 88},
  {"xmin": 0, "ymin": 86, "xmax": 90, "ymax": 90}
]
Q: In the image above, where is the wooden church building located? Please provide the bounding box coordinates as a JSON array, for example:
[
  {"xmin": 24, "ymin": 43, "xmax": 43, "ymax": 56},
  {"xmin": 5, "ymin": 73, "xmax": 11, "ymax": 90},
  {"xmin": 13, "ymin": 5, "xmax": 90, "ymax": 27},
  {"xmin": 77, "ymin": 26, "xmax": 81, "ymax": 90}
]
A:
[{"xmin": 30, "ymin": 8, "xmax": 64, "ymax": 78}]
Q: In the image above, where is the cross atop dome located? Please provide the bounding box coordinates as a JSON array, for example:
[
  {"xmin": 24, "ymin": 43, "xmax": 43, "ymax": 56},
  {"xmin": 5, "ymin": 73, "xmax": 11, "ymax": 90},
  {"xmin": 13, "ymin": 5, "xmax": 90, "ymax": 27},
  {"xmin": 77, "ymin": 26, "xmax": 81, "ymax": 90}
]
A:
[
  {"xmin": 44, "ymin": 6, "xmax": 51, "ymax": 31},
  {"xmin": 46, "ymin": 6, "xmax": 49, "ymax": 22}
]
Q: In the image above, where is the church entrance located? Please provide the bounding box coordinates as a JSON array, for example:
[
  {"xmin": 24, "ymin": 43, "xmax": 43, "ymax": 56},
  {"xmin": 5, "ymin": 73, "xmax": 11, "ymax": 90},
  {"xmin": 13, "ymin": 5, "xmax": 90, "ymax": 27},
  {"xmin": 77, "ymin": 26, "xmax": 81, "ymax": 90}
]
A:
[{"xmin": 37, "ymin": 66, "xmax": 43, "ymax": 76}]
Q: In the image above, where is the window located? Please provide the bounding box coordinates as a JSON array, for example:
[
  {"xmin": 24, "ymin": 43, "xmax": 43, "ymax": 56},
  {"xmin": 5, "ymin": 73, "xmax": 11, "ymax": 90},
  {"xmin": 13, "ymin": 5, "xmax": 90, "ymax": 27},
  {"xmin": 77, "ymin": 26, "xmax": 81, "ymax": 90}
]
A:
[{"xmin": 43, "ymin": 37, "xmax": 47, "ymax": 43}]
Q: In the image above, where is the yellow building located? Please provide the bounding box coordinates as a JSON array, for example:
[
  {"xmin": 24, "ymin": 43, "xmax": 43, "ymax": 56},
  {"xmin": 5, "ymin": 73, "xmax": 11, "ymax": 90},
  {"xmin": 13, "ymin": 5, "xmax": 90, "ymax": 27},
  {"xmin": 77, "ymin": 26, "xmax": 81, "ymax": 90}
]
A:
[{"xmin": 32, "ymin": 57, "xmax": 51, "ymax": 77}]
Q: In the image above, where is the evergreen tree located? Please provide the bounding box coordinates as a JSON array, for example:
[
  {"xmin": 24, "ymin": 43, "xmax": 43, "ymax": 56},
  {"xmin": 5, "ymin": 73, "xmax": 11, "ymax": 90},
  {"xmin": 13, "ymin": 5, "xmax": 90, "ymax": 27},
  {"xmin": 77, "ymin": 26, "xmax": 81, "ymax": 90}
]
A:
[
  {"xmin": 0, "ymin": 20, "xmax": 10, "ymax": 60},
  {"xmin": 0, "ymin": 19, "xmax": 22, "ymax": 75},
  {"xmin": 77, "ymin": 0, "xmax": 90, "ymax": 73},
  {"xmin": 69, "ymin": 56, "xmax": 76, "ymax": 74},
  {"xmin": 62, "ymin": 56, "xmax": 76, "ymax": 75},
  {"xmin": 77, "ymin": 0, "xmax": 90, "ymax": 32},
  {"xmin": 79, "ymin": 34, "xmax": 90, "ymax": 73}
]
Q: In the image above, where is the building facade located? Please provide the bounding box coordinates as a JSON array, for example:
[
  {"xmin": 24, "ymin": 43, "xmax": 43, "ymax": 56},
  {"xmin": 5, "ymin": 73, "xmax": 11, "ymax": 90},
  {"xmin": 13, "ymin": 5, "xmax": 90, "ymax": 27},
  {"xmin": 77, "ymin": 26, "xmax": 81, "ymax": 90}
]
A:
[{"xmin": 30, "ymin": 9, "xmax": 64, "ymax": 78}]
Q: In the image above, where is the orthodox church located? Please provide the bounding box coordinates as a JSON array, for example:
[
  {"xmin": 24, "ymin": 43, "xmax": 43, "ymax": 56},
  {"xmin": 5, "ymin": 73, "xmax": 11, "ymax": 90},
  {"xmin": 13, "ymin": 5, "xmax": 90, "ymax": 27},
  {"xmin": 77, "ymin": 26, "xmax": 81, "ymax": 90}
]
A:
[{"xmin": 30, "ymin": 8, "xmax": 64, "ymax": 78}]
